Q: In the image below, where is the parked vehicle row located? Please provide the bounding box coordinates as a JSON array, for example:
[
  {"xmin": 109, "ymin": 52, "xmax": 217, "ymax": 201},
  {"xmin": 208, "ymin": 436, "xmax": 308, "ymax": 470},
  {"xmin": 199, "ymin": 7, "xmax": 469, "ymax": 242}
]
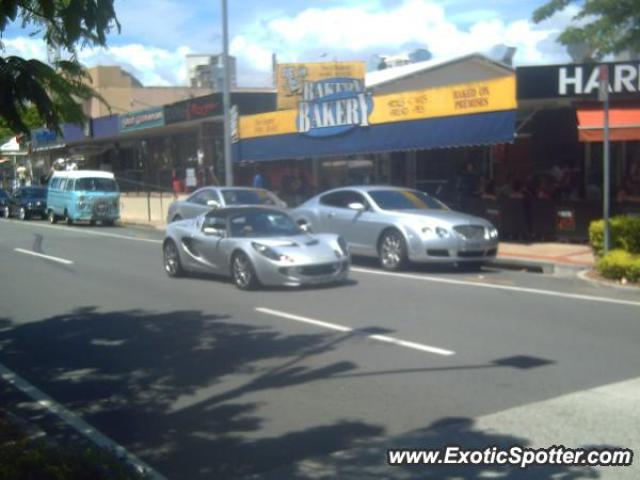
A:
[
  {"xmin": 162, "ymin": 185, "xmax": 499, "ymax": 290},
  {"xmin": 2, "ymin": 170, "xmax": 121, "ymax": 225}
]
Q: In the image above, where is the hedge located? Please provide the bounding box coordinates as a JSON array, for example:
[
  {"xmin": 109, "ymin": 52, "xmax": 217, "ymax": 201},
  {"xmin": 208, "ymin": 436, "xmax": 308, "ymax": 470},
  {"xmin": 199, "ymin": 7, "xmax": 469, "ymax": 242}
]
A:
[
  {"xmin": 596, "ymin": 249, "xmax": 640, "ymax": 283},
  {"xmin": 0, "ymin": 412, "xmax": 148, "ymax": 480},
  {"xmin": 589, "ymin": 215, "xmax": 640, "ymax": 258}
]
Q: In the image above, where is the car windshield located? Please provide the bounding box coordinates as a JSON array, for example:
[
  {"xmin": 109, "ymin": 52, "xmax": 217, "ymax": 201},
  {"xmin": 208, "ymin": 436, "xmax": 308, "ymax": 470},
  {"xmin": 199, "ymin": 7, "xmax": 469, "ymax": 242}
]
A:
[
  {"xmin": 75, "ymin": 178, "xmax": 118, "ymax": 192},
  {"xmin": 229, "ymin": 211, "xmax": 300, "ymax": 237},
  {"xmin": 368, "ymin": 189, "xmax": 448, "ymax": 210},
  {"xmin": 222, "ymin": 189, "xmax": 277, "ymax": 206},
  {"xmin": 22, "ymin": 187, "xmax": 47, "ymax": 198}
]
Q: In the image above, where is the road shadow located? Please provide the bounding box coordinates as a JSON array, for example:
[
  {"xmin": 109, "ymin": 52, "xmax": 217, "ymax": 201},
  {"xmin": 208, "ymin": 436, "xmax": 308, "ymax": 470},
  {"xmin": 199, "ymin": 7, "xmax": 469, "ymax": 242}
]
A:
[
  {"xmin": 254, "ymin": 416, "xmax": 603, "ymax": 480},
  {"xmin": 0, "ymin": 307, "xmax": 382, "ymax": 478}
]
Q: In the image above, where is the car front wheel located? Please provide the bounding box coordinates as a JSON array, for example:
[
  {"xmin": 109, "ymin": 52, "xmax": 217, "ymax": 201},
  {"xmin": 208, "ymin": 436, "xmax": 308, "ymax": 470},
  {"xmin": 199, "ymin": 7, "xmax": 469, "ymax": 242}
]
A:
[
  {"xmin": 378, "ymin": 229, "xmax": 408, "ymax": 271},
  {"xmin": 231, "ymin": 252, "xmax": 259, "ymax": 290},
  {"xmin": 2, "ymin": 206, "xmax": 9, "ymax": 218},
  {"xmin": 18, "ymin": 207, "xmax": 28, "ymax": 221},
  {"xmin": 48, "ymin": 210, "xmax": 58, "ymax": 224},
  {"xmin": 163, "ymin": 240, "xmax": 184, "ymax": 277}
]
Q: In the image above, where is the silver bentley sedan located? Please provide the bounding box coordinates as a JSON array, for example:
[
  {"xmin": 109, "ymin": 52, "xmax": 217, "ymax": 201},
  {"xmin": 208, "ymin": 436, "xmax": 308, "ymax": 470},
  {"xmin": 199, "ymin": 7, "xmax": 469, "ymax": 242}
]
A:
[
  {"xmin": 166, "ymin": 187, "xmax": 286, "ymax": 223},
  {"xmin": 163, "ymin": 206, "xmax": 350, "ymax": 289},
  {"xmin": 292, "ymin": 186, "xmax": 499, "ymax": 270}
]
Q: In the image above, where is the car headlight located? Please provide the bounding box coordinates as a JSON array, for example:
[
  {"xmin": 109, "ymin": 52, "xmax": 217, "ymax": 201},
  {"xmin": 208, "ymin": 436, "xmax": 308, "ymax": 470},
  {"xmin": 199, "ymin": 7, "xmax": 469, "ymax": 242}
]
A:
[
  {"xmin": 423, "ymin": 226, "xmax": 449, "ymax": 238},
  {"xmin": 252, "ymin": 242, "xmax": 286, "ymax": 261},
  {"xmin": 26, "ymin": 202, "xmax": 33, "ymax": 208},
  {"xmin": 435, "ymin": 227, "xmax": 449, "ymax": 238},
  {"xmin": 337, "ymin": 236, "xmax": 349, "ymax": 256},
  {"xmin": 489, "ymin": 227, "xmax": 498, "ymax": 239}
]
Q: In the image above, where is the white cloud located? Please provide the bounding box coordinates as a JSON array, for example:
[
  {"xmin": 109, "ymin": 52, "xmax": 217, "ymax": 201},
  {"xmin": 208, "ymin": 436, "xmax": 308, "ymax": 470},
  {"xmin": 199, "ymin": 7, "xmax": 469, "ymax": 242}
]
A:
[
  {"xmin": 2, "ymin": 36, "xmax": 48, "ymax": 61},
  {"xmin": 79, "ymin": 44, "xmax": 192, "ymax": 86}
]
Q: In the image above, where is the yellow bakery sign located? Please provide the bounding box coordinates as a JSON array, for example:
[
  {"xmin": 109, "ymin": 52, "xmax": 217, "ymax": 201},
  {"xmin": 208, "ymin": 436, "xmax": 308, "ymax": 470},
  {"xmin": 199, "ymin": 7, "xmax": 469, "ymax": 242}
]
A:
[
  {"xmin": 276, "ymin": 61, "xmax": 367, "ymax": 111},
  {"xmin": 240, "ymin": 75, "xmax": 516, "ymax": 140}
]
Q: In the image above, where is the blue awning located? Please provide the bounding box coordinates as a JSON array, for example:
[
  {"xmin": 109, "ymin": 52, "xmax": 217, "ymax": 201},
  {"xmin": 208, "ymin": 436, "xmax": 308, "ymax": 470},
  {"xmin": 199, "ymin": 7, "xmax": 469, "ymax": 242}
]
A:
[{"xmin": 236, "ymin": 110, "xmax": 515, "ymax": 162}]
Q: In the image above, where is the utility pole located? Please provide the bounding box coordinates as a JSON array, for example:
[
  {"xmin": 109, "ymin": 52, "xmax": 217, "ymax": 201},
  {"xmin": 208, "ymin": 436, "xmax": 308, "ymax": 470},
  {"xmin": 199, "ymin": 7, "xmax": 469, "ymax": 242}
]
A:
[
  {"xmin": 221, "ymin": 0, "xmax": 233, "ymax": 186},
  {"xmin": 599, "ymin": 65, "xmax": 610, "ymax": 254}
]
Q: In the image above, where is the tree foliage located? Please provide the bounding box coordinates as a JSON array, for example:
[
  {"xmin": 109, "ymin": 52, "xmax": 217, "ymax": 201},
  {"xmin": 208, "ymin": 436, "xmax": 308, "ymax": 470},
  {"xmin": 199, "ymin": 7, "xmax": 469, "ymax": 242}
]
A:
[
  {"xmin": 0, "ymin": 1, "xmax": 120, "ymax": 136},
  {"xmin": 0, "ymin": 104, "xmax": 42, "ymax": 141},
  {"xmin": 533, "ymin": 0, "xmax": 640, "ymax": 59}
]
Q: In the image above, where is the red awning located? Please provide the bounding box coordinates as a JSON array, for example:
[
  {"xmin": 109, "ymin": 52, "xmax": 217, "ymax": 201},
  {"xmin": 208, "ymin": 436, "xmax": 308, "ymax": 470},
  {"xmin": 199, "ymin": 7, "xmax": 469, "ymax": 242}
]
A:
[{"xmin": 576, "ymin": 104, "xmax": 640, "ymax": 142}]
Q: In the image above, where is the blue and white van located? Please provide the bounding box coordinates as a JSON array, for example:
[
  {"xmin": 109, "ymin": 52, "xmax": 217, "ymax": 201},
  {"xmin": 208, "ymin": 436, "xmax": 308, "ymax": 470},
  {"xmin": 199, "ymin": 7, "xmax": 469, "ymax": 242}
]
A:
[{"xmin": 47, "ymin": 170, "xmax": 120, "ymax": 225}]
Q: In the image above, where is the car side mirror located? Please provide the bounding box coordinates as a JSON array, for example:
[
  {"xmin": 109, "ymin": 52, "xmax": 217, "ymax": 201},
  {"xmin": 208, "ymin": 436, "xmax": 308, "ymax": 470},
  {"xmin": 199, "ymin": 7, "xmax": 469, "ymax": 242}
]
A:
[
  {"xmin": 348, "ymin": 202, "xmax": 366, "ymax": 212},
  {"xmin": 206, "ymin": 200, "xmax": 221, "ymax": 208},
  {"xmin": 203, "ymin": 226, "xmax": 226, "ymax": 237}
]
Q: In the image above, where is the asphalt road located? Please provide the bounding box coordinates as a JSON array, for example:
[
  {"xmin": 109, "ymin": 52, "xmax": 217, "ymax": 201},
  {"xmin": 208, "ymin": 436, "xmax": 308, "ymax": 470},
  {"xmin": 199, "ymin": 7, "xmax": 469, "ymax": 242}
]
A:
[{"xmin": 1, "ymin": 218, "xmax": 639, "ymax": 479}]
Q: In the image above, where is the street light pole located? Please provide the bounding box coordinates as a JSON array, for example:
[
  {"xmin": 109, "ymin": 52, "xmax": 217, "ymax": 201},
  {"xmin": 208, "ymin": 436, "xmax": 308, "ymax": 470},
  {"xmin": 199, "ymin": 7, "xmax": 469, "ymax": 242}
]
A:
[
  {"xmin": 599, "ymin": 65, "xmax": 610, "ymax": 254},
  {"xmin": 221, "ymin": 0, "xmax": 233, "ymax": 186}
]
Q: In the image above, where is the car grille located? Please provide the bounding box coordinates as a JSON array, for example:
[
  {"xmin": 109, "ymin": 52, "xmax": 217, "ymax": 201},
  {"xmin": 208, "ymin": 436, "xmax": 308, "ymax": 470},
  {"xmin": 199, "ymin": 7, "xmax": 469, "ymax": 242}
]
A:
[
  {"xmin": 299, "ymin": 263, "xmax": 341, "ymax": 276},
  {"xmin": 454, "ymin": 225, "xmax": 486, "ymax": 240}
]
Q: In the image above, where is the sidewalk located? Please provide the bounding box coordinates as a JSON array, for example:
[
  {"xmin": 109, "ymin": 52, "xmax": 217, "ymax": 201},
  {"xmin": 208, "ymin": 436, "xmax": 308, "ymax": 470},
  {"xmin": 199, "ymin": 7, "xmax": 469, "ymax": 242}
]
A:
[{"xmin": 494, "ymin": 242, "xmax": 595, "ymax": 274}]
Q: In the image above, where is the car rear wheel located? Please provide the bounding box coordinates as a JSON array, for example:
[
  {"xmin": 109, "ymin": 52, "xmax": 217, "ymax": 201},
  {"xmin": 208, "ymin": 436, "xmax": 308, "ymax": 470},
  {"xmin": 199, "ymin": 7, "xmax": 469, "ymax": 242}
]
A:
[
  {"xmin": 378, "ymin": 229, "xmax": 408, "ymax": 271},
  {"xmin": 231, "ymin": 252, "xmax": 259, "ymax": 290},
  {"xmin": 48, "ymin": 210, "xmax": 58, "ymax": 224},
  {"xmin": 18, "ymin": 207, "xmax": 28, "ymax": 221},
  {"xmin": 163, "ymin": 240, "xmax": 184, "ymax": 277}
]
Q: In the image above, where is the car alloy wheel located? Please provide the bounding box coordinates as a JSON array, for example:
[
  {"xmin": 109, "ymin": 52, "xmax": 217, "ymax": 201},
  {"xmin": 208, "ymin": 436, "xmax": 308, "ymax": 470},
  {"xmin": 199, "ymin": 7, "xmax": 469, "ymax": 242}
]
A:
[
  {"xmin": 18, "ymin": 207, "xmax": 27, "ymax": 221},
  {"xmin": 163, "ymin": 240, "xmax": 183, "ymax": 277},
  {"xmin": 232, "ymin": 252, "xmax": 258, "ymax": 290},
  {"xmin": 379, "ymin": 230, "xmax": 407, "ymax": 271}
]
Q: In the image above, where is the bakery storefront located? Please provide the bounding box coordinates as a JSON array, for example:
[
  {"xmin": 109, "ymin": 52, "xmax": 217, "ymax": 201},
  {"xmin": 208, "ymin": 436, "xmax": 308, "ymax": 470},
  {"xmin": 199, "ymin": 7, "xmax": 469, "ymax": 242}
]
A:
[{"xmin": 234, "ymin": 73, "xmax": 517, "ymax": 209}]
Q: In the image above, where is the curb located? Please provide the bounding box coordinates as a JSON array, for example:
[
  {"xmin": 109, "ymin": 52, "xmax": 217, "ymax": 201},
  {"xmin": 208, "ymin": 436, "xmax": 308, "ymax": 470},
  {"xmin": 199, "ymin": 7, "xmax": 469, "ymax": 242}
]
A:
[
  {"xmin": 120, "ymin": 220, "xmax": 165, "ymax": 231},
  {"xmin": 489, "ymin": 257, "xmax": 590, "ymax": 276},
  {"xmin": 577, "ymin": 269, "xmax": 640, "ymax": 292}
]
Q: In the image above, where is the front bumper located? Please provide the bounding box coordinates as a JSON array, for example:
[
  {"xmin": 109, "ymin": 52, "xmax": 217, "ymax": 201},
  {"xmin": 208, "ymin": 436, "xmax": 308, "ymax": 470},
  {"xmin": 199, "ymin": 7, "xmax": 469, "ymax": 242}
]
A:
[
  {"xmin": 26, "ymin": 206, "xmax": 47, "ymax": 216},
  {"xmin": 256, "ymin": 258, "xmax": 350, "ymax": 287},
  {"xmin": 408, "ymin": 237, "xmax": 498, "ymax": 263}
]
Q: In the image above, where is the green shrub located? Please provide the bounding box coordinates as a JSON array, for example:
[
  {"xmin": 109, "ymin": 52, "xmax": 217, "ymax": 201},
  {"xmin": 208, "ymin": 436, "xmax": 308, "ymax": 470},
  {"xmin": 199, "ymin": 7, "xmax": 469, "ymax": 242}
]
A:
[
  {"xmin": 596, "ymin": 249, "xmax": 640, "ymax": 283},
  {"xmin": 589, "ymin": 215, "xmax": 640, "ymax": 257},
  {"xmin": 0, "ymin": 433, "xmax": 148, "ymax": 480}
]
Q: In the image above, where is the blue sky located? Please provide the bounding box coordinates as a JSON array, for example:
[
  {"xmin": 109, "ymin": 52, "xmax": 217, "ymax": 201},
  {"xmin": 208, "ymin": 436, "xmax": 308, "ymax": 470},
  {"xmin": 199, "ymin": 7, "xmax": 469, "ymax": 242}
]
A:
[{"xmin": 1, "ymin": 0, "xmax": 578, "ymax": 87}]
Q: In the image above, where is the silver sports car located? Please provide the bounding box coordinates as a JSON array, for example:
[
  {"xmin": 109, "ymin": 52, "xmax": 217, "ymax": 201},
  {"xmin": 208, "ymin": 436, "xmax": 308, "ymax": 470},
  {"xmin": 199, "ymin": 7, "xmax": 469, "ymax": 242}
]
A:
[
  {"xmin": 163, "ymin": 206, "xmax": 350, "ymax": 289},
  {"xmin": 167, "ymin": 187, "xmax": 286, "ymax": 223},
  {"xmin": 292, "ymin": 186, "xmax": 499, "ymax": 270}
]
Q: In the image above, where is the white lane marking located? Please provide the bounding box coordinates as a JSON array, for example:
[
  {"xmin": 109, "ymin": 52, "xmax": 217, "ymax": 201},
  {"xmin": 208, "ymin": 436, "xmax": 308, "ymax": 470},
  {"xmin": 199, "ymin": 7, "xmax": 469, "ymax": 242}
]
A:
[
  {"xmin": 7, "ymin": 220, "xmax": 163, "ymax": 244},
  {"xmin": 0, "ymin": 363, "xmax": 165, "ymax": 480},
  {"xmin": 14, "ymin": 248, "xmax": 74, "ymax": 265},
  {"xmin": 256, "ymin": 307, "xmax": 455, "ymax": 356},
  {"xmin": 351, "ymin": 267, "xmax": 640, "ymax": 308}
]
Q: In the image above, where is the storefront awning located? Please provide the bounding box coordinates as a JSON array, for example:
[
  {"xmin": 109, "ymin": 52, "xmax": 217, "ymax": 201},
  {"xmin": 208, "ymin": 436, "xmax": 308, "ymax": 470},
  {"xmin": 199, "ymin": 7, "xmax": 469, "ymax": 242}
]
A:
[
  {"xmin": 236, "ymin": 110, "xmax": 516, "ymax": 162},
  {"xmin": 576, "ymin": 104, "xmax": 640, "ymax": 142}
]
